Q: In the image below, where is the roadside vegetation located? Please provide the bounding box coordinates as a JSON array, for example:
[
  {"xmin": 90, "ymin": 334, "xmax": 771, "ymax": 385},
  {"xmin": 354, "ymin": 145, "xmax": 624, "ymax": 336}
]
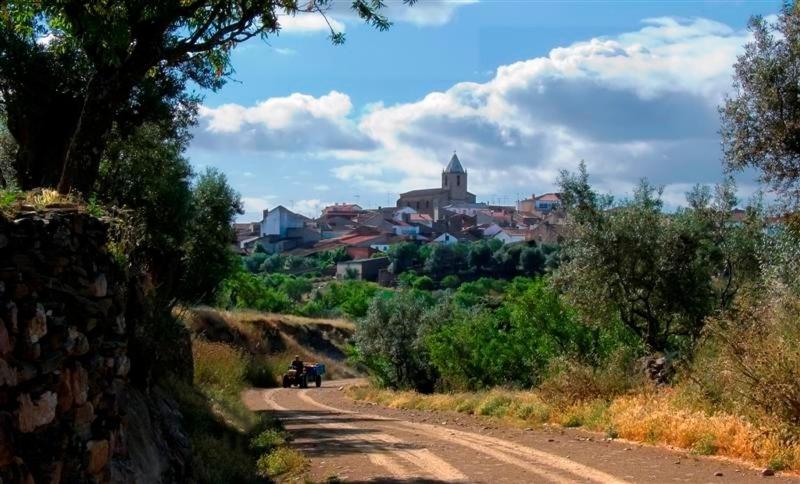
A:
[{"xmin": 170, "ymin": 308, "xmax": 358, "ymax": 483}]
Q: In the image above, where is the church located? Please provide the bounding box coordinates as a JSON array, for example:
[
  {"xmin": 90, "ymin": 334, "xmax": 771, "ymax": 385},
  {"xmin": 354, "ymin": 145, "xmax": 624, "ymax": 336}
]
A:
[{"xmin": 396, "ymin": 152, "xmax": 476, "ymax": 218}]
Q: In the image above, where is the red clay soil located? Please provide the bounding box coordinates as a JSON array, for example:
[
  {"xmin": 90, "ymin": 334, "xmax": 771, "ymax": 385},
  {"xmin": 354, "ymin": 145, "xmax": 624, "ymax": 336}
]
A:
[{"xmin": 243, "ymin": 380, "xmax": 799, "ymax": 483}]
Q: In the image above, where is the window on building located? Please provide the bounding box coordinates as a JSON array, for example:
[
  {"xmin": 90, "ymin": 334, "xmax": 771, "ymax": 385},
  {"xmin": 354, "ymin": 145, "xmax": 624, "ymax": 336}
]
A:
[
  {"xmin": 416, "ymin": 201, "xmax": 420, "ymax": 209},
  {"xmin": 426, "ymin": 200, "xmax": 429, "ymax": 208},
  {"xmin": 457, "ymin": 175, "xmax": 460, "ymax": 186},
  {"xmin": 444, "ymin": 177, "xmax": 448, "ymax": 186}
]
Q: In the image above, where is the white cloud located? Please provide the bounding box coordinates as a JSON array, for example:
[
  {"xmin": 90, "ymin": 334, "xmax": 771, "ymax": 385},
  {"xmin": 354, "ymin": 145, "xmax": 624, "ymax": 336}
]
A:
[
  {"xmin": 278, "ymin": 13, "xmax": 345, "ymax": 34},
  {"xmin": 242, "ymin": 195, "xmax": 277, "ymax": 215},
  {"xmin": 383, "ymin": 0, "xmax": 477, "ymax": 27},
  {"xmin": 292, "ymin": 199, "xmax": 333, "ymax": 218},
  {"xmin": 313, "ymin": 184, "xmax": 331, "ymax": 191},
  {"xmin": 195, "ymin": 91, "xmax": 374, "ymax": 153},
  {"xmin": 273, "ymin": 47, "xmax": 297, "ymax": 56},
  {"xmin": 347, "ymin": 16, "xmax": 750, "ymax": 196},
  {"xmin": 194, "ymin": 16, "xmax": 756, "ymax": 206}
]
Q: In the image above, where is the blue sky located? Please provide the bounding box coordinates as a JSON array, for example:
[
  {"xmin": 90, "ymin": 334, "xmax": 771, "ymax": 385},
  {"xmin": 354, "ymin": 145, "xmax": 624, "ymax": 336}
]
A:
[{"xmin": 185, "ymin": 1, "xmax": 781, "ymax": 221}]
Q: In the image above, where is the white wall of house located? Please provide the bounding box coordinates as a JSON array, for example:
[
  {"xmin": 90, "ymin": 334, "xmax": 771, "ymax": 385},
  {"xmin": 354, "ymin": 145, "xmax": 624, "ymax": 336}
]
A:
[
  {"xmin": 433, "ymin": 233, "xmax": 459, "ymax": 245},
  {"xmin": 494, "ymin": 230, "xmax": 525, "ymax": 244},
  {"xmin": 392, "ymin": 206, "xmax": 417, "ymax": 222},
  {"xmin": 261, "ymin": 207, "xmax": 305, "ymax": 237}
]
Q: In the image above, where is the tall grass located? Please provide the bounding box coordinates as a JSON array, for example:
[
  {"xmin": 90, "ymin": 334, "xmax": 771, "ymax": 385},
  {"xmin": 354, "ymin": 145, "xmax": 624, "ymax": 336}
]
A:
[
  {"xmin": 349, "ymin": 382, "xmax": 800, "ymax": 471},
  {"xmin": 169, "ymin": 339, "xmax": 306, "ymax": 483}
]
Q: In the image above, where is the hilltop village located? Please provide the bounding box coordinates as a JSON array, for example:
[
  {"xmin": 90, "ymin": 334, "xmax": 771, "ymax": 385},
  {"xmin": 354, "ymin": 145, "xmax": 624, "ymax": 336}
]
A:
[{"xmin": 233, "ymin": 153, "xmax": 565, "ymax": 281}]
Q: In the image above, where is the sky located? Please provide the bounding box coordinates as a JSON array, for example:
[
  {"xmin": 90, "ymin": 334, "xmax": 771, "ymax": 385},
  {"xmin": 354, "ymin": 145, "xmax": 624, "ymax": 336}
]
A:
[{"xmin": 185, "ymin": 0, "xmax": 783, "ymax": 221}]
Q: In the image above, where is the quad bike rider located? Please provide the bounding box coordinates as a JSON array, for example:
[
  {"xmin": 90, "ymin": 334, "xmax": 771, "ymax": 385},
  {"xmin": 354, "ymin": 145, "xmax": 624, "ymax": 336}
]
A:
[{"xmin": 282, "ymin": 355, "xmax": 324, "ymax": 388}]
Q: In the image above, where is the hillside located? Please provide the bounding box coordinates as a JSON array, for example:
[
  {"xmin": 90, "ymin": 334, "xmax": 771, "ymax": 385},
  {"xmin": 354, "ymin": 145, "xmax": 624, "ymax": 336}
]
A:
[{"xmin": 184, "ymin": 307, "xmax": 360, "ymax": 384}]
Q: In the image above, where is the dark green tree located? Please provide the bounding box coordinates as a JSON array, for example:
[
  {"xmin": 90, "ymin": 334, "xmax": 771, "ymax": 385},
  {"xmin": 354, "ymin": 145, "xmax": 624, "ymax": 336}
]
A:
[
  {"xmin": 424, "ymin": 244, "xmax": 456, "ymax": 280},
  {"xmin": 556, "ymin": 170, "xmax": 747, "ymax": 354},
  {"xmin": 467, "ymin": 241, "xmax": 492, "ymax": 274},
  {"xmin": 179, "ymin": 168, "xmax": 243, "ymax": 303},
  {"xmin": 720, "ymin": 5, "xmax": 800, "ymax": 207},
  {"xmin": 387, "ymin": 242, "xmax": 419, "ymax": 274},
  {"xmin": 0, "ymin": 0, "xmax": 414, "ymax": 193},
  {"xmin": 519, "ymin": 246, "xmax": 546, "ymax": 276}
]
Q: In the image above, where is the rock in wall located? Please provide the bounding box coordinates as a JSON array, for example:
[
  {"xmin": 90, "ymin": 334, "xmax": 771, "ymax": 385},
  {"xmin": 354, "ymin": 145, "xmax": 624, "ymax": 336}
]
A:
[{"xmin": 0, "ymin": 208, "xmax": 192, "ymax": 484}]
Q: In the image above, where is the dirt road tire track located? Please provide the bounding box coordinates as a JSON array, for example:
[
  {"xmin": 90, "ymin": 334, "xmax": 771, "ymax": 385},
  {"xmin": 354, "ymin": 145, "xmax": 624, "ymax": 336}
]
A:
[{"xmin": 243, "ymin": 379, "xmax": 800, "ymax": 483}]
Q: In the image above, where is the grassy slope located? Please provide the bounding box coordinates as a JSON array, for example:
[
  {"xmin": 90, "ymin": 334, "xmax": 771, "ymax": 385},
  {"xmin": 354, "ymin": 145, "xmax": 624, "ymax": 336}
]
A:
[
  {"xmin": 349, "ymin": 385, "xmax": 800, "ymax": 473},
  {"xmin": 170, "ymin": 307, "xmax": 358, "ymax": 483}
]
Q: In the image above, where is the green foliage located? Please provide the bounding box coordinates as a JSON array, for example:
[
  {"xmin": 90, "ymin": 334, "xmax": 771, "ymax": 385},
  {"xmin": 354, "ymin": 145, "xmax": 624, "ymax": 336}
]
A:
[
  {"xmin": 180, "ymin": 168, "xmax": 243, "ymax": 303},
  {"xmin": 557, "ymin": 169, "xmax": 759, "ymax": 354},
  {"xmin": 354, "ymin": 291, "xmax": 440, "ymax": 392},
  {"xmin": 721, "ymin": 5, "xmax": 800, "ymax": 207},
  {"xmin": 440, "ymin": 274, "xmax": 461, "ymax": 289},
  {"xmin": 412, "ymin": 275, "xmax": 435, "ymax": 291},
  {"xmin": 387, "ymin": 242, "xmax": 419, "ymax": 274},
  {"xmin": 453, "ymin": 277, "xmax": 508, "ymax": 308},
  {"xmin": 424, "ymin": 244, "xmax": 457, "ymax": 279},
  {"xmin": 467, "ymin": 241, "xmax": 492, "ymax": 274},
  {"xmin": 519, "ymin": 246, "xmax": 546, "ymax": 276},
  {"xmin": 426, "ymin": 278, "xmax": 634, "ymax": 390}
]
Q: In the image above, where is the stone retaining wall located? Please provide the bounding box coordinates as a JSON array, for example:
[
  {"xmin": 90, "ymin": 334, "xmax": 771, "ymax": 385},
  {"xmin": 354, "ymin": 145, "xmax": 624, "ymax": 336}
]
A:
[{"xmin": 0, "ymin": 209, "xmax": 147, "ymax": 483}]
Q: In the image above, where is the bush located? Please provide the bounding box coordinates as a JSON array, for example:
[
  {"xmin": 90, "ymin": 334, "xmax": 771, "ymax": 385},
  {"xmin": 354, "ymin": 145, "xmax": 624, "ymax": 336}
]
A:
[
  {"xmin": 256, "ymin": 447, "xmax": 306, "ymax": 478},
  {"xmin": 412, "ymin": 275, "xmax": 435, "ymax": 291},
  {"xmin": 354, "ymin": 291, "xmax": 441, "ymax": 392},
  {"xmin": 698, "ymin": 290, "xmax": 800, "ymax": 426},
  {"xmin": 427, "ymin": 278, "xmax": 638, "ymax": 391},
  {"xmin": 440, "ymin": 274, "xmax": 460, "ymax": 289}
]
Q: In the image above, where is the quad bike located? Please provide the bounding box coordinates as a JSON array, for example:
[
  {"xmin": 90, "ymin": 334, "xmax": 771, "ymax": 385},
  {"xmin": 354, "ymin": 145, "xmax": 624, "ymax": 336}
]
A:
[{"xmin": 282, "ymin": 363, "xmax": 326, "ymax": 388}]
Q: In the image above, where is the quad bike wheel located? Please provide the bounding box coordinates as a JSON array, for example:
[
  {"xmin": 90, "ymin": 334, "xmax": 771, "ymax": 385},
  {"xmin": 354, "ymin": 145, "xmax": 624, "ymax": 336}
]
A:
[
  {"xmin": 282, "ymin": 376, "xmax": 290, "ymax": 388},
  {"xmin": 315, "ymin": 375, "xmax": 322, "ymax": 388}
]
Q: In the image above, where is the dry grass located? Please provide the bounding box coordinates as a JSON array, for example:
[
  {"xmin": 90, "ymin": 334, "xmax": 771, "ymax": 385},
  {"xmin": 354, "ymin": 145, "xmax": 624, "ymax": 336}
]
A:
[
  {"xmin": 348, "ymin": 385, "xmax": 800, "ymax": 472},
  {"xmin": 181, "ymin": 306, "xmax": 360, "ymax": 383}
]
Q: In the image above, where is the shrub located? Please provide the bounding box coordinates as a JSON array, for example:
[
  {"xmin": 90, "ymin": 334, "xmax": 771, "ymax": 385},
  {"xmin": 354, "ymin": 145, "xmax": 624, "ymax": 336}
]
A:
[
  {"xmin": 700, "ymin": 290, "xmax": 800, "ymax": 426},
  {"xmin": 440, "ymin": 274, "xmax": 460, "ymax": 289},
  {"xmin": 354, "ymin": 291, "xmax": 441, "ymax": 392},
  {"xmin": 412, "ymin": 275, "xmax": 434, "ymax": 291},
  {"xmin": 256, "ymin": 447, "xmax": 306, "ymax": 478}
]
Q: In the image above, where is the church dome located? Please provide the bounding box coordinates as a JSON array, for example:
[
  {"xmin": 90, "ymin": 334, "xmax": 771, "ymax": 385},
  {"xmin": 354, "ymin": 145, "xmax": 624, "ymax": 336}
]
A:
[{"xmin": 445, "ymin": 152, "xmax": 465, "ymax": 173}]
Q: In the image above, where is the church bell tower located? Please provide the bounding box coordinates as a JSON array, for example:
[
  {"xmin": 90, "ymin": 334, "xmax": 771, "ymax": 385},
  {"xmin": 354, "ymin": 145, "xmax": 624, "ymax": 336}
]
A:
[{"xmin": 442, "ymin": 152, "xmax": 468, "ymax": 201}]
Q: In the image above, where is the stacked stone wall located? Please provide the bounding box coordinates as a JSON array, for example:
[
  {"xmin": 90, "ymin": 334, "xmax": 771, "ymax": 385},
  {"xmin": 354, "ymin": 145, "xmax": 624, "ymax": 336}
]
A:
[{"xmin": 0, "ymin": 208, "xmax": 134, "ymax": 483}]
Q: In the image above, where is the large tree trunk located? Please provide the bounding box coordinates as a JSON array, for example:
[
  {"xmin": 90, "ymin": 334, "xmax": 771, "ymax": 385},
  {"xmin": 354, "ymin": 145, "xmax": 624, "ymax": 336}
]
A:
[
  {"xmin": 6, "ymin": 76, "xmax": 83, "ymax": 190},
  {"xmin": 57, "ymin": 89, "xmax": 116, "ymax": 194}
]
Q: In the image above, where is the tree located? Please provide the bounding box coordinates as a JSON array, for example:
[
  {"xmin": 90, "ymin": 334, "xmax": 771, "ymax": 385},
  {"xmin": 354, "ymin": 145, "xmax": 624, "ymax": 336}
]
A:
[
  {"xmin": 179, "ymin": 168, "xmax": 243, "ymax": 303},
  {"xmin": 387, "ymin": 242, "xmax": 419, "ymax": 274},
  {"xmin": 424, "ymin": 244, "xmax": 456, "ymax": 280},
  {"xmin": 467, "ymin": 241, "xmax": 492, "ymax": 274},
  {"xmin": 0, "ymin": 0, "xmax": 415, "ymax": 193},
  {"xmin": 354, "ymin": 291, "xmax": 439, "ymax": 392},
  {"xmin": 720, "ymin": 5, "xmax": 800, "ymax": 207},
  {"xmin": 519, "ymin": 246, "xmax": 546, "ymax": 276},
  {"xmin": 556, "ymin": 172, "xmax": 738, "ymax": 354}
]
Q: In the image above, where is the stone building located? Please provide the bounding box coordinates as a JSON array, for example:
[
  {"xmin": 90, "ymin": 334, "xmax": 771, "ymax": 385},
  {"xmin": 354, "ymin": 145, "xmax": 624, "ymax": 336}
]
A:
[{"xmin": 396, "ymin": 152, "xmax": 476, "ymax": 218}]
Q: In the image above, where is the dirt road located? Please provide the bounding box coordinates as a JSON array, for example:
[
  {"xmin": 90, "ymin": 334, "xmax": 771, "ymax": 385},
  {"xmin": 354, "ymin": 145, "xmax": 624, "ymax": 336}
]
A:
[{"xmin": 243, "ymin": 379, "xmax": 798, "ymax": 483}]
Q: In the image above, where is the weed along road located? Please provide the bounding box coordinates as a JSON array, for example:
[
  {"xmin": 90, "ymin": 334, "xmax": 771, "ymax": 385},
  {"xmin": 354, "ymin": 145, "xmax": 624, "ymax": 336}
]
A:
[{"xmin": 243, "ymin": 380, "xmax": 798, "ymax": 483}]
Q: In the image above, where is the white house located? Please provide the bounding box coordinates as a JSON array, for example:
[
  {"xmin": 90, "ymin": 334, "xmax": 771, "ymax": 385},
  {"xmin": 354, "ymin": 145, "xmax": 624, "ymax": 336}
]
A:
[
  {"xmin": 260, "ymin": 206, "xmax": 307, "ymax": 237},
  {"xmin": 432, "ymin": 232, "xmax": 460, "ymax": 245},
  {"xmin": 392, "ymin": 206, "xmax": 417, "ymax": 222},
  {"xmin": 494, "ymin": 228, "xmax": 530, "ymax": 245}
]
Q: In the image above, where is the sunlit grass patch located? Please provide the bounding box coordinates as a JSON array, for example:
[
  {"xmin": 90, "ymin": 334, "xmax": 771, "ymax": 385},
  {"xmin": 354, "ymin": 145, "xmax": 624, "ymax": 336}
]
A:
[
  {"xmin": 348, "ymin": 384, "xmax": 800, "ymax": 472},
  {"xmin": 256, "ymin": 447, "xmax": 307, "ymax": 479}
]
